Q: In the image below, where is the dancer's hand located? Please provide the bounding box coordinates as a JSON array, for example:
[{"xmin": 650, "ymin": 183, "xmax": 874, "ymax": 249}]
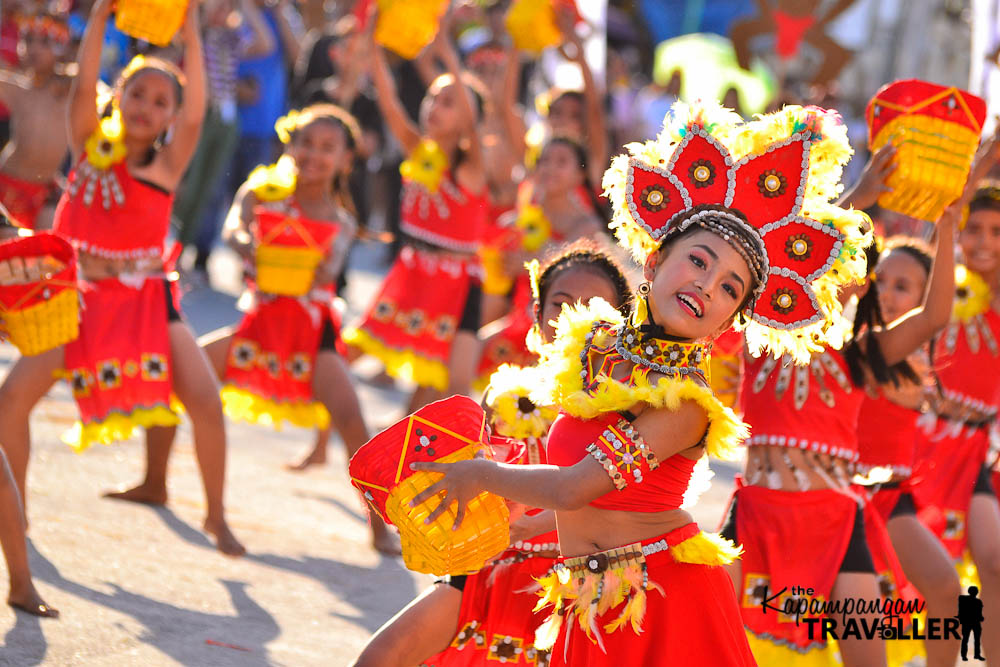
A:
[
  {"xmin": 839, "ymin": 143, "xmax": 897, "ymax": 210},
  {"xmin": 409, "ymin": 454, "xmax": 490, "ymax": 530}
]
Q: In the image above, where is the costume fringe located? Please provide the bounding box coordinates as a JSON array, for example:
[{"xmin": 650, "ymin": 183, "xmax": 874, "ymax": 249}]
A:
[
  {"xmin": 220, "ymin": 385, "xmax": 331, "ymax": 431},
  {"xmin": 533, "ymin": 529, "xmax": 736, "ymax": 652},
  {"xmin": 341, "ymin": 326, "xmax": 449, "ymax": 391},
  {"xmin": 62, "ymin": 403, "xmax": 180, "ymax": 452},
  {"xmin": 533, "ymin": 299, "xmax": 749, "ymax": 460}
]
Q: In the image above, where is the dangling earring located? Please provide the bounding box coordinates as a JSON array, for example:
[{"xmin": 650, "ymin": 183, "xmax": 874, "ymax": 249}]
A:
[{"xmin": 632, "ymin": 282, "xmax": 651, "ymax": 327}]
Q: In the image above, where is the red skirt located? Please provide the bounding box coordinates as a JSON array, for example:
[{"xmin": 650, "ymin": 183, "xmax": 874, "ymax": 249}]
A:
[
  {"xmin": 221, "ymin": 294, "xmax": 340, "ymax": 430},
  {"xmin": 910, "ymin": 425, "xmax": 991, "ymax": 559},
  {"xmin": 61, "ymin": 277, "xmax": 179, "ymax": 451},
  {"xmin": 546, "ymin": 526, "xmax": 755, "ymax": 667},
  {"xmin": 343, "ymin": 246, "xmax": 480, "ymax": 391},
  {"xmin": 0, "ymin": 172, "xmax": 54, "ymax": 229},
  {"xmin": 475, "ymin": 275, "xmax": 536, "ymax": 390},
  {"xmin": 734, "ymin": 483, "xmax": 860, "ymax": 651},
  {"xmin": 423, "ymin": 546, "xmax": 559, "ymax": 667}
]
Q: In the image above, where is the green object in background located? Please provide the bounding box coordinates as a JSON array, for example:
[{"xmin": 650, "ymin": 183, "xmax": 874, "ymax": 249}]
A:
[{"xmin": 653, "ymin": 33, "xmax": 778, "ymax": 116}]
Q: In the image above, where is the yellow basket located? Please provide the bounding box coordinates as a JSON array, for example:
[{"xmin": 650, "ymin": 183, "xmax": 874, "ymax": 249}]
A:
[
  {"xmin": 115, "ymin": 0, "xmax": 189, "ymax": 47},
  {"xmin": 385, "ymin": 443, "xmax": 510, "ymax": 576},
  {"xmin": 506, "ymin": 0, "xmax": 563, "ymax": 54},
  {"xmin": 872, "ymin": 115, "xmax": 979, "ymax": 222},
  {"xmin": 3, "ymin": 287, "xmax": 78, "ymax": 356},
  {"xmin": 254, "ymin": 245, "xmax": 323, "ymax": 297},
  {"xmin": 375, "ymin": 0, "xmax": 449, "ymax": 60}
]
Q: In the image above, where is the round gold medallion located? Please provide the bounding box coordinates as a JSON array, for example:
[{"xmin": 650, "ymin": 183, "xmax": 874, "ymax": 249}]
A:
[
  {"xmin": 693, "ymin": 165, "xmax": 711, "ymax": 182},
  {"xmin": 792, "ymin": 239, "xmax": 808, "ymax": 255},
  {"xmin": 647, "ymin": 190, "xmax": 663, "ymax": 206},
  {"xmin": 776, "ymin": 293, "xmax": 793, "ymax": 309},
  {"xmin": 764, "ymin": 174, "xmax": 782, "ymax": 192}
]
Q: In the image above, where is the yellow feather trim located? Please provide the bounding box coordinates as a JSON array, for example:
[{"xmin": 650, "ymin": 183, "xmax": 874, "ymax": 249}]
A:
[
  {"xmin": 341, "ymin": 326, "xmax": 449, "ymax": 391},
  {"xmin": 532, "ymin": 299, "xmax": 750, "ymax": 460},
  {"xmin": 62, "ymin": 403, "xmax": 180, "ymax": 452},
  {"xmin": 247, "ymin": 155, "xmax": 297, "ymax": 202},
  {"xmin": 220, "ymin": 385, "xmax": 331, "ymax": 431},
  {"xmin": 953, "ymin": 265, "xmax": 992, "ymax": 323},
  {"xmin": 668, "ymin": 530, "xmax": 743, "ymax": 565},
  {"xmin": 484, "ymin": 364, "xmax": 559, "ymax": 439}
]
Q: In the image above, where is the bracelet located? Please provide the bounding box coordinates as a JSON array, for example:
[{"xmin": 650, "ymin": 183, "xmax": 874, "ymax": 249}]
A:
[{"xmin": 585, "ymin": 418, "xmax": 660, "ymax": 491}]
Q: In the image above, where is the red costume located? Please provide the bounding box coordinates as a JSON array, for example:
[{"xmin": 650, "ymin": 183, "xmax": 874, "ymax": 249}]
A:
[
  {"xmin": 220, "ymin": 203, "xmax": 344, "ymax": 430},
  {"xmin": 0, "ymin": 172, "xmax": 56, "ymax": 230},
  {"xmin": 857, "ymin": 392, "xmax": 923, "ymax": 522},
  {"xmin": 910, "ymin": 303, "xmax": 999, "ymax": 559},
  {"xmin": 734, "ymin": 349, "xmax": 915, "ymax": 662},
  {"xmin": 51, "ymin": 156, "xmax": 179, "ymax": 450},
  {"xmin": 343, "ymin": 169, "xmax": 488, "ymax": 391}
]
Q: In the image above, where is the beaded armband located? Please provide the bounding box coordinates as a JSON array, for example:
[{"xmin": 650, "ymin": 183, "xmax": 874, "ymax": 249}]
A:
[{"xmin": 584, "ymin": 418, "xmax": 660, "ymax": 490}]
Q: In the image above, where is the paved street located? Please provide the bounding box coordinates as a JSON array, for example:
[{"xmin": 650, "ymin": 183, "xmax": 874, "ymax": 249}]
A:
[{"xmin": 0, "ymin": 243, "xmax": 739, "ymax": 666}]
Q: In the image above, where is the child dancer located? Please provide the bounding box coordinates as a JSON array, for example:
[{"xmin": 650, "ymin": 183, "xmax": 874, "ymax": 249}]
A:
[
  {"xmin": 909, "ymin": 182, "xmax": 1000, "ymax": 663},
  {"xmin": 127, "ymin": 103, "xmax": 401, "ymax": 555},
  {"xmin": 0, "ymin": 10, "xmax": 72, "ymax": 233},
  {"xmin": 477, "ymin": 136, "xmax": 607, "ymax": 384},
  {"xmin": 342, "ymin": 21, "xmax": 488, "ymax": 409},
  {"xmin": 856, "ymin": 237, "xmax": 961, "ymax": 667},
  {"xmin": 0, "ymin": 0, "xmax": 244, "ymax": 556},
  {"xmin": 353, "ymin": 241, "xmax": 631, "ymax": 666}
]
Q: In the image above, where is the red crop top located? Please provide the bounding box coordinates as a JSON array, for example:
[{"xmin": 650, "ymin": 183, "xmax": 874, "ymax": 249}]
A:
[
  {"xmin": 400, "ymin": 171, "xmax": 488, "ymax": 254},
  {"xmin": 545, "ymin": 411, "xmax": 698, "ymax": 513},
  {"xmin": 53, "ymin": 157, "xmax": 173, "ymax": 259},
  {"xmin": 740, "ymin": 347, "xmax": 864, "ymax": 462},
  {"xmin": 935, "ymin": 308, "xmax": 1000, "ymax": 409},
  {"xmin": 856, "ymin": 392, "xmax": 920, "ymax": 477}
]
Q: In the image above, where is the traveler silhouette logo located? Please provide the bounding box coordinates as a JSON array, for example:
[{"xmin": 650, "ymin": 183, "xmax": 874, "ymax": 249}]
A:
[{"xmin": 958, "ymin": 585, "xmax": 986, "ymax": 661}]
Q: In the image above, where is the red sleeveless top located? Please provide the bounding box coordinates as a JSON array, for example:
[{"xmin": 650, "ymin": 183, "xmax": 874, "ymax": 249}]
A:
[
  {"xmin": 856, "ymin": 392, "xmax": 920, "ymax": 477},
  {"xmin": 400, "ymin": 172, "xmax": 489, "ymax": 254},
  {"xmin": 740, "ymin": 348, "xmax": 864, "ymax": 462},
  {"xmin": 53, "ymin": 158, "xmax": 173, "ymax": 258},
  {"xmin": 934, "ymin": 308, "xmax": 1000, "ymax": 410},
  {"xmin": 545, "ymin": 411, "xmax": 698, "ymax": 513}
]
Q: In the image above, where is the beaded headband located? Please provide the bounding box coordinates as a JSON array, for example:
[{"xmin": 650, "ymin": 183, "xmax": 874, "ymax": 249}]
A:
[{"xmin": 603, "ymin": 101, "xmax": 871, "ymax": 362}]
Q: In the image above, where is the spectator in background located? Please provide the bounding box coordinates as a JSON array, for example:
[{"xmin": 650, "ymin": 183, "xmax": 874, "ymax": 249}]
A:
[
  {"xmin": 229, "ymin": 0, "xmax": 303, "ymax": 202},
  {"xmin": 173, "ymin": 0, "xmax": 274, "ymax": 286},
  {"xmin": 68, "ymin": 0, "xmax": 131, "ymax": 84}
]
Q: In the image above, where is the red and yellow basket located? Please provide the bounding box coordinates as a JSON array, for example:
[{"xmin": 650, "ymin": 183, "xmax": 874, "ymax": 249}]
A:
[
  {"xmin": 349, "ymin": 396, "xmax": 511, "ymax": 575},
  {"xmin": 253, "ymin": 209, "xmax": 338, "ymax": 297},
  {"xmin": 0, "ymin": 233, "xmax": 79, "ymax": 356},
  {"xmin": 115, "ymin": 0, "xmax": 189, "ymax": 47},
  {"xmin": 867, "ymin": 80, "xmax": 987, "ymax": 222}
]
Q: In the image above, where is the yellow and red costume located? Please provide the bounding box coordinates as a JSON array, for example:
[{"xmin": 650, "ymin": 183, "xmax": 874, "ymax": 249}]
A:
[
  {"xmin": 51, "ymin": 142, "xmax": 180, "ymax": 450},
  {"xmin": 343, "ymin": 141, "xmax": 488, "ymax": 391},
  {"xmin": 910, "ymin": 269, "xmax": 998, "ymax": 559},
  {"xmin": 220, "ymin": 195, "xmax": 345, "ymax": 431}
]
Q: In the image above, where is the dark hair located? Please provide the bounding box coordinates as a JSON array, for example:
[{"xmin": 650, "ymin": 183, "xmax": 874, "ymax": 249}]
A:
[
  {"xmin": 285, "ymin": 103, "xmax": 362, "ymax": 217},
  {"xmin": 427, "ymin": 72, "xmax": 488, "ymax": 170},
  {"xmin": 534, "ymin": 239, "xmax": 631, "ymax": 323},
  {"xmin": 968, "ymin": 181, "xmax": 1000, "ymax": 215},
  {"xmin": 540, "ymin": 135, "xmax": 610, "ymax": 227},
  {"xmin": 654, "ymin": 206, "xmax": 764, "ymax": 322},
  {"xmin": 114, "ymin": 56, "xmax": 185, "ymax": 166},
  {"xmin": 843, "ymin": 239, "xmax": 923, "ymax": 388},
  {"xmin": 547, "ymin": 89, "xmax": 585, "ymax": 116}
]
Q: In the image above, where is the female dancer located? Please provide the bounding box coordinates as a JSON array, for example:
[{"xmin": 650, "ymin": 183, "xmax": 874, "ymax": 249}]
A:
[
  {"xmin": 477, "ymin": 136, "xmax": 607, "ymax": 385},
  {"xmin": 909, "ymin": 183, "xmax": 1000, "ymax": 663},
  {"xmin": 856, "ymin": 237, "xmax": 961, "ymax": 667},
  {"xmin": 0, "ymin": 0, "xmax": 244, "ymax": 556},
  {"xmin": 353, "ymin": 240, "xmax": 631, "ymax": 666},
  {"xmin": 342, "ymin": 20, "xmax": 488, "ymax": 409},
  {"xmin": 722, "ymin": 186, "xmax": 958, "ymax": 665},
  {"xmin": 371, "ymin": 102, "xmax": 869, "ymax": 665}
]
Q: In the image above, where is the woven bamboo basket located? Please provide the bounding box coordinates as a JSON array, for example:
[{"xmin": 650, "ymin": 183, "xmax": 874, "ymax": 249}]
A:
[
  {"xmin": 253, "ymin": 209, "xmax": 338, "ymax": 297},
  {"xmin": 115, "ymin": 0, "xmax": 189, "ymax": 47},
  {"xmin": 868, "ymin": 80, "xmax": 987, "ymax": 222},
  {"xmin": 374, "ymin": 0, "xmax": 449, "ymax": 60},
  {"xmin": 0, "ymin": 233, "xmax": 78, "ymax": 356},
  {"xmin": 349, "ymin": 396, "xmax": 511, "ymax": 576}
]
